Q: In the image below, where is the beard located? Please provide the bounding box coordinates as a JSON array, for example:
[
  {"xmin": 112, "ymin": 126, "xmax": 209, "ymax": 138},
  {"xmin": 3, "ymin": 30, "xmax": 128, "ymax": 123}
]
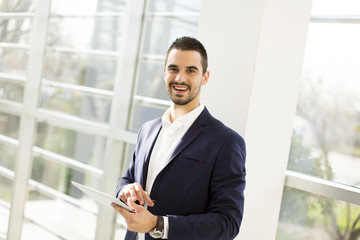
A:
[{"xmin": 166, "ymin": 82, "xmax": 200, "ymax": 106}]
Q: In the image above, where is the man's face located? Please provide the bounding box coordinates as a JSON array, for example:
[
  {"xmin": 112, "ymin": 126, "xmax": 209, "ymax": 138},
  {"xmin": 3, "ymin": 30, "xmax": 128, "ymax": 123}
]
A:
[{"xmin": 164, "ymin": 49, "xmax": 209, "ymax": 107}]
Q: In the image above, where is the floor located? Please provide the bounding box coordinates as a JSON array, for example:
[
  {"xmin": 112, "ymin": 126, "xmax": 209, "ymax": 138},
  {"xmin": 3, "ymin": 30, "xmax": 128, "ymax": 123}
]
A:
[{"xmin": 0, "ymin": 199, "xmax": 127, "ymax": 240}]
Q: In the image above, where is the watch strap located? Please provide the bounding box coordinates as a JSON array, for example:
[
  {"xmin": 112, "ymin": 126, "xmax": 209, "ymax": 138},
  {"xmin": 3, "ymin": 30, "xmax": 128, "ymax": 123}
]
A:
[
  {"xmin": 149, "ymin": 216, "xmax": 164, "ymax": 238},
  {"xmin": 155, "ymin": 216, "xmax": 164, "ymax": 231}
]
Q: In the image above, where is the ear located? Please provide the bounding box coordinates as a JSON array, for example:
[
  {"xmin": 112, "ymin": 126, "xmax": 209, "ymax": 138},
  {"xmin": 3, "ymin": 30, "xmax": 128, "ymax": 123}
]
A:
[{"xmin": 202, "ymin": 70, "xmax": 210, "ymax": 86}]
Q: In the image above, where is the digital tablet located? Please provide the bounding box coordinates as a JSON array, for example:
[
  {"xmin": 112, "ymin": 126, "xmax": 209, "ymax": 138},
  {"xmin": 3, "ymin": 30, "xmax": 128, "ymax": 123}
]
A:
[{"xmin": 71, "ymin": 181, "xmax": 134, "ymax": 212}]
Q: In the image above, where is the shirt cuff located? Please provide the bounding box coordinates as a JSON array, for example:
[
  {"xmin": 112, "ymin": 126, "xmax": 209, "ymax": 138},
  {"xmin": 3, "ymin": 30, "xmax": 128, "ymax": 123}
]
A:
[{"xmin": 162, "ymin": 216, "xmax": 169, "ymax": 239}]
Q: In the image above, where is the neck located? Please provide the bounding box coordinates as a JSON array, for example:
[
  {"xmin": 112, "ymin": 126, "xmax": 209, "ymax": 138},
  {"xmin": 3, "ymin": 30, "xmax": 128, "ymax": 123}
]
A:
[{"xmin": 169, "ymin": 101, "xmax": 200, "ymax": 122}]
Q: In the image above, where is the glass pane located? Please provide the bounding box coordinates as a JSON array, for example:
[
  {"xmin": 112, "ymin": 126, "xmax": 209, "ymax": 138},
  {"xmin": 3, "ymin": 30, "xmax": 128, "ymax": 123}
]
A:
[
  {"xmin": 0, "ymin": 112, "xmax": 20, "ymax": 171},
  {"xmin": 35, "ymin": 122, "xmax": 107, "ymax": 170},
  {"xmin": 121, "ymin": 143, "xmax": 135, "ymax": 176},
  {"xmin": 24, "ymin": 121, "xmax": 108, "ymax": 239},
  {"xmin": 289, "ymin": 23, "xmax": 360, "ymax": 188},
  {"xmin": 0, "ymin": 80, "xmax": 24, "ymax": 102},
  {"xmin": 24, "ymin": 183, "xmax": 98, "ymax": 240},
  {"xmin": 130, "ymin": 103, "xmax": 166, "ymax": 132},
  {"xmin": 0, "ymin": 176, "xmax": 12, "ymax": 203},
  {"xmin": 114, "ymin": 143, "xmax": 135, "ymax": 239},
  {"xmin": 51, "ymin": 0, "xmax": 126, "ymax": 14},
  {"xmin": 48, "ymin": 17, "xmax": 123, "ymax": 51},
  {"xmin": 136, "ymin": 62, "xmax": 168, "ymax": 100},
  {"xmin": 0, "ymin": 112, "xmax": 20, "ymax": 139},
  {"xmin": 1, "ymin": 1, "xmax": 36, "ymax": 12},
  {"xmin": 43, "ymin": 52, "xmax": 117, "ymax": 90},
  {"xmin": 22, "ymin": 221, "xmax": 63, "ymax": 240},
  {"xmin": 0, "ymin": 112, "xmax": 17, "ymax": 240},
  {"xmin": 26, "ymin": 159, "xmax": 100, "ymax": 239},
  {"xmin": 312, "ymin": 0, "xmax": 360, "ymax": 15},
  {"xmin": 131, "ymin": 0, "xmax": 202, "ymax": 135},
  {"xmin": 0, "ymin": 144, "xmax": 17, "ymax": 172},
  {"xmin": 39, "ymin": 85, "xmax": 112, "ymax": 123},
  {"xmin": 277, "ymin": 186, "xmax": 360, "ymax": 240},
  {"xmin": 142, "ymin": 19, "xmax": 199, "ymax": 55},
  {"xmin": 0, "ymin": 18, "xmax": 33, "ymax": 44},
  {"xmin": 0, "ymin": 176, "xmax": 12, "ymax": 240},
  {"xmin": 30, "ymin": 156, "xmax": 103, "ymax": 192},
  {"xmin": 149, "ymin": 0, "xmax": 201, "ymax": 12},
  {"xmin": 0, "ymin": 49, "xmax": 28, "ymax": 76}
]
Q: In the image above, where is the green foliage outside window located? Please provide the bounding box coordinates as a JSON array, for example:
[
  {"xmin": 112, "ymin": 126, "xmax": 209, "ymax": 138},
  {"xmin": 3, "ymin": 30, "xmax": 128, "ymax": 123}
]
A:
[{"xmin": 278, "ymin": 134, "xmax": 360, "ymax": 240}]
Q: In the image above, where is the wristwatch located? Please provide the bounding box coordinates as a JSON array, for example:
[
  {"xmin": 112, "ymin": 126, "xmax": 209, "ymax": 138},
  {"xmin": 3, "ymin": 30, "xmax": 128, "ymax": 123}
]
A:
[{"xmin": 149, "ymin": 216, "xmax": 164, "ymax": 239}]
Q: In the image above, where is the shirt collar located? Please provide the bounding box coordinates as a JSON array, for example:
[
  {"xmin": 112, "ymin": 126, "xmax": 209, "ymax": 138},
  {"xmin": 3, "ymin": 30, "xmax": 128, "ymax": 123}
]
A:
[{"xmin": 162, "ymin": 104, "xmax": 205, "ymax": 129}]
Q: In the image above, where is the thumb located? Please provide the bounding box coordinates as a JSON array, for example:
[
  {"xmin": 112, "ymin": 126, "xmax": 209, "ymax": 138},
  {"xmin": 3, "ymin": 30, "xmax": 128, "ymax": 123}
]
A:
[{"xmin": 127, "ymin": 198, "xmax": 143, "ymax": 212}]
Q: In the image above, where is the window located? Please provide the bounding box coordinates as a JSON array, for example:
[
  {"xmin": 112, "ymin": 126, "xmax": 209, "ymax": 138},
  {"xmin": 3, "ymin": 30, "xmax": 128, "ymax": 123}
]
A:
[
  {"xmin": 114, "ymin": 0, "xmax": 202, "ymax": 237},
  {"xmin": 277, "ymin": 1, "xmax": 360, "ymax": 239},
  {"xmin": 0, "ymin": 1, "xmax": 35, "ymax": 239},
  {"xmin": 1, "ymin": 0, "xmax": 202, "ymax": 239},
  {"xmin": 0, "ymin": 112, "xmax": 20, "ymax": 240},
  {"xmin": 129, "ymin": 0, "xmax": 202, "ymax": 132}
]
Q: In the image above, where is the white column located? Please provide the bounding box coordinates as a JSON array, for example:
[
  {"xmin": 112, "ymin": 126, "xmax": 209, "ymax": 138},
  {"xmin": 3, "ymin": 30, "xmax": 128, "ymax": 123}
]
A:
[
  {"xmin": 198, "ymin": 0, "xmax": 312, "ymax": 239},
  {"xmin": 198, "ymin": 0, "xmax": 266, "ymax": 134}
]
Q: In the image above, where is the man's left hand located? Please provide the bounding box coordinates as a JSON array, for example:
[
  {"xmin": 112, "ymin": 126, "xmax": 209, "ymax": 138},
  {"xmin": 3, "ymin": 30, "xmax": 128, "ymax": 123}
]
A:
[{"xmin": 111, "ymin": 198, "xmax": 157, "ymax": 233}]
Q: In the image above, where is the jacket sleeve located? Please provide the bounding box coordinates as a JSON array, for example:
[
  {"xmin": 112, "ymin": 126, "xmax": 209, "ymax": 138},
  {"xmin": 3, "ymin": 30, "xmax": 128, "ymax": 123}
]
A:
[
  {"xmin": 115, "ymin": 150, "xmax": 136, "ymax": 198},
  {"xmin": 167, "ymin": 134, "xmax": 246, "ymax": 240},
  {"xmin": 115, "ymin": 124, "xmax": 145, "ymax": 198}
]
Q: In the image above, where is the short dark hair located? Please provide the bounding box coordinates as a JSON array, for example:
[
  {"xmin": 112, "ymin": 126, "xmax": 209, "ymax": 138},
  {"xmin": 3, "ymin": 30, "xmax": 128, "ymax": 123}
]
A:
[{"xmin": 165, "ymin": 36, "xmax": 208, "ymax": 74}]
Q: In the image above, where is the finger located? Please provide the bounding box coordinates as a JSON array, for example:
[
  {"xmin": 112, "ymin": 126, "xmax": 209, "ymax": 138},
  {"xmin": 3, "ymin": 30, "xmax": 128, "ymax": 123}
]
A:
[
  {"xmin": 111, "ymin": 202, "xmax": 131, "ymax": 215},
  {"xmin": 143, "ymin": 192, "xmax": 154, "ymax": 207},
  {"xmin": 119, "ymin": 192, "xmax": 127, "ymax": 203},
  {"xmin": 119, "ymin": 186, "xmax": 133, "ymax": 200},
  {"xmin": 129, "ymin": 186, "xmax": 138, "ymax": 201},
  {"xmin": 127, "ymin": 198, "xmax": 143, "ymax": 213},
  {"xmin": 134, "ymin": 184, "xmax": 145, "ymax": 205}
]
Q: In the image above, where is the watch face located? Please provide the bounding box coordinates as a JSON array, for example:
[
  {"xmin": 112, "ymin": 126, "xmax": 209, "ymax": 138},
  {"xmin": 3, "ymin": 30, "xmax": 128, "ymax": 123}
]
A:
[{"xmin": 149, "ymin": 229, "xmax": 163, "ymax": 239}]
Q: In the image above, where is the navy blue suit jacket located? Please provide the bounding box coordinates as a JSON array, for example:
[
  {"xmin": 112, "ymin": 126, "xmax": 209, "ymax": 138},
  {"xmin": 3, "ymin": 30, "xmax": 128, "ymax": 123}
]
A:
[{"xmin": 116, "ymin": 108, "xmax": 246, "ymax": 240}]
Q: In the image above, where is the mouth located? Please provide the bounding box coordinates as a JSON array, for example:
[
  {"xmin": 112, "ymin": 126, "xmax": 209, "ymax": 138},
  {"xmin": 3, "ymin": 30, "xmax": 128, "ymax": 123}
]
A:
[
  {"xmin": 173, "ymin": 85, "xmax": 188, "ymax": 91},
  {"xmin": 170, "ymin": 82, "xmax": 190, "ymax": 92}
]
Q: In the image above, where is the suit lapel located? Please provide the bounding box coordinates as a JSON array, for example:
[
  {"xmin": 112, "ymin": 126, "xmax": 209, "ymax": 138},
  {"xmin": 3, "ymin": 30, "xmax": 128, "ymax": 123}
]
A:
[
  {"xmin": 164, "ymin": 108, "xmax": 210, "ymax": 166},
  {"xmin": 141, "ymin": 119, "xmax": 162, "ymax": 187}
]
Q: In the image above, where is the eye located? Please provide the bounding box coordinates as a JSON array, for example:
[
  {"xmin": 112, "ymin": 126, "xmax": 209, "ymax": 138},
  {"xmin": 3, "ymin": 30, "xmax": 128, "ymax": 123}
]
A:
[{"xmin": 168, "ymin": 67, "xmax": 178, "ymax": 72}]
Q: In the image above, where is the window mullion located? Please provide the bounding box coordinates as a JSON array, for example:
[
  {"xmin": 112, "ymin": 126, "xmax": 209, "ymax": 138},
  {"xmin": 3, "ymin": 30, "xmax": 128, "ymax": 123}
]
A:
[
  {"xmin": 94, "ymin": 0, "xmax": 146, "ymax": 239},
  {"xmin": 7, "ymin": 0, "xmax": 51, "ymax": 239},
  {"xmin": 285, "ymin": 170, "xmax": 360, "ymax": 206}
]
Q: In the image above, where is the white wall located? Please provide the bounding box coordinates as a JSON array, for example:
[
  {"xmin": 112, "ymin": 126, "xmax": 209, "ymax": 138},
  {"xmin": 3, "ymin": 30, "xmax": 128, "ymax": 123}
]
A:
[{"xmin": 198, "ymin": 0, "xmax": 312, "ymax": 239}]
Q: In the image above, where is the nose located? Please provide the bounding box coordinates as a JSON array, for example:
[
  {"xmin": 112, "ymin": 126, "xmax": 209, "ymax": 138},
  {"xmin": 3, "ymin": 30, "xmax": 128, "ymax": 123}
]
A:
[{"xmin": 175, "ymin": 72, "xmax": 186, "ymax": 83}]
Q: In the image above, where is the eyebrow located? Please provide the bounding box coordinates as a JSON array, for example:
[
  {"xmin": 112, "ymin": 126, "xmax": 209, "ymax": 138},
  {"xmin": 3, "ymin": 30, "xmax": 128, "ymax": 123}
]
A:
[
  {"xmin": 167, "ymin": 64, "xmax": 178, "ymax": 69},
  {"xmin": 166, "ymin": 64, "xmax": 199, "ymax": 71},
  {"xmin": 187, "ymin": 66, "xmax": 199, "ymax": 71}
]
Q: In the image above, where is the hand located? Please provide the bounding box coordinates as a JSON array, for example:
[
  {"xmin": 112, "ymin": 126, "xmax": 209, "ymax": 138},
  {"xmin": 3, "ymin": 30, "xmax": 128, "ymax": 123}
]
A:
[
  {"xmin": 118, "ymin": 182, "xmax": 154, "ymax": 207},
  {"xmin": 111, "ymin": 199, "xmax": 157, "ymax": 233}
]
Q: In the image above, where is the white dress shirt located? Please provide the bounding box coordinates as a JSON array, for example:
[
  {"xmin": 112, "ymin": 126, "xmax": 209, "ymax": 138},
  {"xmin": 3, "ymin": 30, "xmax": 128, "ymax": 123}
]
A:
[{"xmin": 138, "ymin": 104, "xmax": 204, "ymax": 240}]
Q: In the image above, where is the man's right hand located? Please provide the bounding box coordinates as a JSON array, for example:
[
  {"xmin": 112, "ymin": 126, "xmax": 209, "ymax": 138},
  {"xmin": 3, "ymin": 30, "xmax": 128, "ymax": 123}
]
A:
[{"xmin": 118, "ymin": 182, "xmax": 154, "ymax": 207}]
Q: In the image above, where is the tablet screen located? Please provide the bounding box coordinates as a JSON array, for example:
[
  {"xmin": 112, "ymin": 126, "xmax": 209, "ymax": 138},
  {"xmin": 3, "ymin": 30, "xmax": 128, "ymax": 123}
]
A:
[{"xmin": 71, "ymin": 181, "xmax": 134, "ymax": 212}]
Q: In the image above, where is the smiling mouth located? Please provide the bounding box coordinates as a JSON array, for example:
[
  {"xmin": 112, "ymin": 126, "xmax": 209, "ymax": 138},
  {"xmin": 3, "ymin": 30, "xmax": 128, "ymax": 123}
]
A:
[{"xmin": 173, "ymin": 85, "xmax": 188, "ymax": 91}]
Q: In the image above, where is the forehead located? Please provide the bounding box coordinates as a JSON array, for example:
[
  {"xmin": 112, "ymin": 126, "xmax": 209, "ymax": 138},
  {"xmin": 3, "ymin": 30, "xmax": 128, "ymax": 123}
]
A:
[{"xmin": 166, "ymin": 49, "xmax": 202, "ymax": 69}]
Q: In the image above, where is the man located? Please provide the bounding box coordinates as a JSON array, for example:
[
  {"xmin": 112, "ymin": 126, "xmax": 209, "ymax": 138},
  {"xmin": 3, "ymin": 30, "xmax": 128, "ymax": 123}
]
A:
[{"xmin": 112, "ymin": 37, "xmax": 246, "ymax": 240}]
